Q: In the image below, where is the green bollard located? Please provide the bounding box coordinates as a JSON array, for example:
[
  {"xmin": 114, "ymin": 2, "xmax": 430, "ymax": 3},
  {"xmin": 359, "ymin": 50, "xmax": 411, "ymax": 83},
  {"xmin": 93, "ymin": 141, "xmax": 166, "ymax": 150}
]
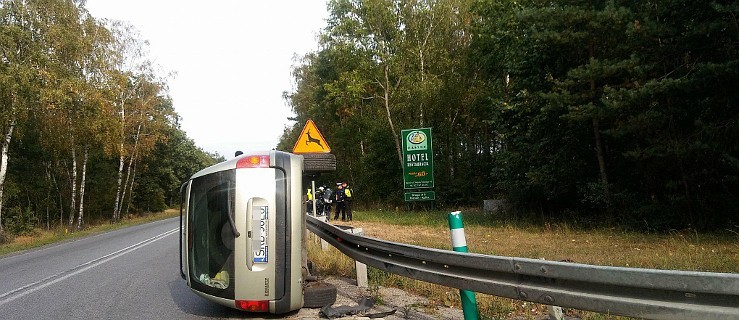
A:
[{"xmin": 447, "ymin": 211, "xmax": 480, "ymax": 320}]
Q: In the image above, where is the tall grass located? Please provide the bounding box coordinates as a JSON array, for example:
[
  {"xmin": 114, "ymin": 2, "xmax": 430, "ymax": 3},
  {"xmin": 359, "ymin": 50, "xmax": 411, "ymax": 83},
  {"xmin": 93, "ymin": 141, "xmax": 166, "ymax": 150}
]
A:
[{"xmin": 352, "ymin": 209, "xmax": 739, "ymax": 272}]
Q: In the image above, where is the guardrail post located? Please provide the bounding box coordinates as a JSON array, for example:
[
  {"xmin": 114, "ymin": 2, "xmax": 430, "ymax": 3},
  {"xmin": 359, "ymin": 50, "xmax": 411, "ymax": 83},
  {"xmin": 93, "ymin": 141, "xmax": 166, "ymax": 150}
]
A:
[
  {"xmin": 350, "ymin": 228, "xmax": 369, "ymax": 288},
  {"xmin": 313, "ymin": 216, "xmax": 331, "ymax": 251},
  {"xmin": 547, "ymin": 305, "xmax": 564, "ymax": 320},
  {"xmin": 448, "ymin": 211, "xmax": 480, "ymax": 320}
]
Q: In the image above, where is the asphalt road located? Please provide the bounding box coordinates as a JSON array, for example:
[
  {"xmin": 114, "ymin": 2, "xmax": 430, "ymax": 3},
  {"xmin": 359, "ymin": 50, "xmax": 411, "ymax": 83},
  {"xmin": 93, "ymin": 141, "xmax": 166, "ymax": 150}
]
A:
[{"xmin": 0, "ymin": 218, "xmax": 293, "ymax": 320}]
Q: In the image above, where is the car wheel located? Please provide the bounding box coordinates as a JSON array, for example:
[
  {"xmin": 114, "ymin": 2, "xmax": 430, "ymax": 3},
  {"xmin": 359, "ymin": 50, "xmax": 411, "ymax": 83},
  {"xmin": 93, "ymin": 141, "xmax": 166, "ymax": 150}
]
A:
[{"xmin": 303, "ymin": 282, "xmax": 337, "ymax": 308}]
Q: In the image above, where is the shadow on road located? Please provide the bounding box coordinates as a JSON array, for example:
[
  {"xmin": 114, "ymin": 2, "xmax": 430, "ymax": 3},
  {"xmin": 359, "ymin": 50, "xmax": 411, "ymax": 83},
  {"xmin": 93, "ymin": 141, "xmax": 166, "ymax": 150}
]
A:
[
  {"xmin": 167, "ymin": 274, "xmax": 302, "ymax": 319},
  {"xmin": 168, "ymin": 276, "xmax": 241, "ymax": 318}
]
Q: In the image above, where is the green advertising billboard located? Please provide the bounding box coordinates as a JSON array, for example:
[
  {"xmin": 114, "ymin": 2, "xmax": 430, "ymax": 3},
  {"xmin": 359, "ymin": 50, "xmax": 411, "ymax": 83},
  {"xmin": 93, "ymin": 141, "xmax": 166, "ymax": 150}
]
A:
[{"xmin": 402, "ymin": 128, "xmax": 434, "ymax": 189}]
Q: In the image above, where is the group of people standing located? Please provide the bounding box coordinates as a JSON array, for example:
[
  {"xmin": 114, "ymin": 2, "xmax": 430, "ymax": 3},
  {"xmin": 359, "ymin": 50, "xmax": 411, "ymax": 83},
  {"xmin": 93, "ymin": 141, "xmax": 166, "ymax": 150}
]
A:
[
  {"xmin": 305, "ymin": 181, "xmax": 353, "ymax": 221},
  {"xmin": 333, "ymin": 182, "xmax": 352, "ymax": 221}
]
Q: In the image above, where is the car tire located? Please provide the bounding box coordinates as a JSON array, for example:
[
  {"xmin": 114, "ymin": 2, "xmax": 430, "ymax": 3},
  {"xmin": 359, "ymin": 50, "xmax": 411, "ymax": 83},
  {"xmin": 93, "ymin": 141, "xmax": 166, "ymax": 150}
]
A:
[
  {"xmin": 303, "ymin": 153, "xmax": 336, "ymax": 173},
  {"xmin": 303, "ymin": 282, "xmax": 337, "ymax": 308}
]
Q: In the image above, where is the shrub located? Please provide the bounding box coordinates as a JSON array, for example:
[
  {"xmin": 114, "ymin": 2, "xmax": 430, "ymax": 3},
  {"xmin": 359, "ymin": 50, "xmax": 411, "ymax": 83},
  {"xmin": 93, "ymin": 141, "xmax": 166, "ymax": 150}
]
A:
[
  {"xmin": 5, "ymin": 207, "xmax": 38, "ymax": 236},
  {"xmin": 0, "ymin": 229, "xmax": 13, "ymax": 245}
]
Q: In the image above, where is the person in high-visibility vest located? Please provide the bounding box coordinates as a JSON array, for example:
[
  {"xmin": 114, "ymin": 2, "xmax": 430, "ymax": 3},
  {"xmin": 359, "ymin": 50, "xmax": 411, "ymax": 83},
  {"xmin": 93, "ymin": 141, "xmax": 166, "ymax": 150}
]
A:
[
  {"xmin": 342, "ymin": 182, "xmax": 353, "ymax": 221},
  {"xmin": 305, "ymin": 188, "xmax": 313, "ymax": 214},
  {"xmin": 334, "ymin": 183, "xmax": 346, "ymax": 221}
]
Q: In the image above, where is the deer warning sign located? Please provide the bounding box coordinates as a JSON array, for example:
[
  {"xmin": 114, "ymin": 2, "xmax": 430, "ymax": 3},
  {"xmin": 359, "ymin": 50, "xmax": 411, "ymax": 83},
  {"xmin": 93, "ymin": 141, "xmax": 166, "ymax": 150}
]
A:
[{"xmin": 292, "ymin": 119, "xmax": 331, "ymax": 154}]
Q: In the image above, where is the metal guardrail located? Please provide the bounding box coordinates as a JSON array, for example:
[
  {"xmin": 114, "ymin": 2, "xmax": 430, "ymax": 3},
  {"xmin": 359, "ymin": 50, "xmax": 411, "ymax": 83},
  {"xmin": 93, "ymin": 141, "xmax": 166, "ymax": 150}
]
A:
[{"xmin": 307, "ymin": 216, "xmax": 739, "ymax": 320}]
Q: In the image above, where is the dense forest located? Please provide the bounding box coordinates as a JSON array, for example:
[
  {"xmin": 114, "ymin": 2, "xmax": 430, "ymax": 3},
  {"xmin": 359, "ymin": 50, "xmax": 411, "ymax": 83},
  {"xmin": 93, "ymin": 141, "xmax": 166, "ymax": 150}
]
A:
[
  {"xmin": 1, "ymin": 0, "xmax": 736, "ymax": 236},
  {"xmin": 0, "ymin": 0, "xmax": 218, "ymax": 239},
  {"xmin": 278, "ymin": 0, "xmax": 738, "ymax": 230}
]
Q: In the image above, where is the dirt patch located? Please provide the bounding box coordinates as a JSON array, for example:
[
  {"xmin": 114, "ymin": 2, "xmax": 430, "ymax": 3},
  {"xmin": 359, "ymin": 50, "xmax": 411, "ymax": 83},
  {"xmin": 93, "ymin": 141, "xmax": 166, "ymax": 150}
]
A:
[{"xmin": 290, "ymin": 276, "xmax": 463, "ymax": 319}]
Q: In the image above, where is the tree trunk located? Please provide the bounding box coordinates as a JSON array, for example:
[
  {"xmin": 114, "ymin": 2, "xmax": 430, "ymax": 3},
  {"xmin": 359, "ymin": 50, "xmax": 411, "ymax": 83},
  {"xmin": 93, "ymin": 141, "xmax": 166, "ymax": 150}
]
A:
[
  {"xmin": 124, "ymin": 156, "xmax": 138, "ymax": 217},
  {"xmin": 418, "ymin": 22, "xmax": 433, "ymax": 128},
  {"xmin": 76, "ymin": 146, "xmax": 88, "ymax": 230},
  {"xmin": 68, "ymin": 138, "xmax": 77, "ymax": 231},
  {"xmin": 592, "ymin": 118, "xmax": 611, "ymax": 205},
  {"xmin": 112, "ymin": 99, "xmax": 126, "ymax": 223},
  {"xmin": 589, "ymin": 36, "xmax": 611, "ymax": 206},
  {"xmin": 120, "ymin": 123, "xmax": 141, "ymax": 218},
  {"xmin": 0, "ymin": 119, "xmax": 16, "ymax": 233},
  {"xmin": 112, "ymin": 153, "xmax": 125, "ymax": 222},
  {"xmin": 119, "ymin": 159, "xmax": 131, "ymax": 219},
  {"xmin": 45, "ymin": 163, "xmax": 51, "ymax": 230},
  {"xmin": 382, "ymin": 64, "xmax": 403, "ymax": 167},
  {"xmin": 50, "ymin": 162, "xmax": 63, "ymax": 229},
  {"xmin": 419, "ymin": 46, "xmax": 425, "ymax": 127}
]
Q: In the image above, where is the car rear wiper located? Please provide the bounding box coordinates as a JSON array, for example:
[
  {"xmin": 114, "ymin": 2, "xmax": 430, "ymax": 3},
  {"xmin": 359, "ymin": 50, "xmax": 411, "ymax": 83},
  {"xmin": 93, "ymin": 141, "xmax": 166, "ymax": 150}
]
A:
[
  {"xmin": 226, "ymin": 182, "xmax": 240, "ymax": 238},
  {"xmin": 226, "ymin": 211, "xmax": 240, "ymax": 238}
]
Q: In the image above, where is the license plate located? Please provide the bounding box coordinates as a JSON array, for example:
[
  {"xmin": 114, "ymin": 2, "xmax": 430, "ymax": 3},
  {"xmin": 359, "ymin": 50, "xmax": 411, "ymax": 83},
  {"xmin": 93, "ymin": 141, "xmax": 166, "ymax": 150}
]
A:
[{"xmin": 253, "ymin": 206, "xmax": 268, "ymax": 263}]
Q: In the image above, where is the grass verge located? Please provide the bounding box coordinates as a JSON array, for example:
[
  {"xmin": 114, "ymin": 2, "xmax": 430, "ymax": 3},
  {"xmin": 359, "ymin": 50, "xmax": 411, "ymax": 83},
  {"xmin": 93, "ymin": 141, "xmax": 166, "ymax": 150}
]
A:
[
  {"xmin": 308, "ymin": 209, "xmax": 739, "ymax": 319},
  {"xmin": 0, "ymin": 209, "xmax": 179, "ymax": 257}
]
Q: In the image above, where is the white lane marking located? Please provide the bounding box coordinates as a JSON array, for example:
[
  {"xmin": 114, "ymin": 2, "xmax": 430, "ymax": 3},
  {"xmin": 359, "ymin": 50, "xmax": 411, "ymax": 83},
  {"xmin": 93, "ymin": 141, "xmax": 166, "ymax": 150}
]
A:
[
  {"xmin": 1, "ymin": 218, "xmax": 178, "ymax": 260},
  {"xmin": 0, "ymin": 228, "xmax": 178, "ymax": 306}
]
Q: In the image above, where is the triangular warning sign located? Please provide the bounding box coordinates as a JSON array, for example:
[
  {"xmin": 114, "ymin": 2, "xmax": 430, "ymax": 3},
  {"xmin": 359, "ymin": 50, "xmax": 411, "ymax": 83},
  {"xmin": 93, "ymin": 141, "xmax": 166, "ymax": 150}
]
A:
[{"xmin": 292, "ymin": 119, "xmax": 331, "ymax": 154}]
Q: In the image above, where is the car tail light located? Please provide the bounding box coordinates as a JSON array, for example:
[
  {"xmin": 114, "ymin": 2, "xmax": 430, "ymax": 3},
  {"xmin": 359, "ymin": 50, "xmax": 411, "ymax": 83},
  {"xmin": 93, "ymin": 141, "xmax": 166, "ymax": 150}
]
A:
[
  {"xmin": 236, "ymin": 155, "xmax": 270, "ymax": 168},
  {"xmin": 235, "ymin": 300, "xmax": 269, "ymax": 312}
]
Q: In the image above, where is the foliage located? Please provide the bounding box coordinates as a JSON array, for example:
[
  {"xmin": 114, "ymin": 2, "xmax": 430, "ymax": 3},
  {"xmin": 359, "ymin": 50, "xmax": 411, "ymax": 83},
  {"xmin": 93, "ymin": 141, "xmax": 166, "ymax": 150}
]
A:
[
  {"xmin": 0, "ymin": 0, "xmax": 217, "ymax": 232},
  {"xmin": 473, "ymin": 0, "xmax": 739, "ymax": 229},
  {"xmin": 0, "ymin": 230, "xmax": 10, "ymax": 245},
  {"xmin": 133, "ymin": 125, "xmax": 220, "ymax": 212},
  {"xmin": 3, "ymin": 206, "xmax": 37, "ymax": 236},
  {"xmin": 280, "ymin": 0, "xmax": 738, "ymax": 230},
  {"xmin": 282, "ymin": 0, "xmax": 489, "ymax": 205}
]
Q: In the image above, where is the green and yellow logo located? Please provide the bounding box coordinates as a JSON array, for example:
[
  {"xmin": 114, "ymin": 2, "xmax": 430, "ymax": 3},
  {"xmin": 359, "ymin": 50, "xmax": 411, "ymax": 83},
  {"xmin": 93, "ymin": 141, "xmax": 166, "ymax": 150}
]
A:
[{"xmin": 406, "ymin": 130, "xmax": 428, "ymax": 151}]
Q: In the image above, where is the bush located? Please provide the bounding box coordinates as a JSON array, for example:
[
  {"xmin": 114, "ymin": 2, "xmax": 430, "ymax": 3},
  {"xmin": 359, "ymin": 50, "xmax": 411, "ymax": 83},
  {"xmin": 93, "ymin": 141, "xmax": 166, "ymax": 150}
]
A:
[
  {"xmin": 5, "ymin": 207, "xmax": 38, "ymax": 236},
  {"xmin": 0, "ymin": 229, "xmax": 13, "ymax": 245}
]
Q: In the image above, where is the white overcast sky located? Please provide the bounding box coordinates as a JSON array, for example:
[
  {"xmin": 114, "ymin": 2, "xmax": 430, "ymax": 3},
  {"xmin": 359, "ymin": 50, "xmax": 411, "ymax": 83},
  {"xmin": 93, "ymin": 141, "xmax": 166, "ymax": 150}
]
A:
[{"xmin": 85, "ymin": 1, "xmax": 328, "ymax": 158}]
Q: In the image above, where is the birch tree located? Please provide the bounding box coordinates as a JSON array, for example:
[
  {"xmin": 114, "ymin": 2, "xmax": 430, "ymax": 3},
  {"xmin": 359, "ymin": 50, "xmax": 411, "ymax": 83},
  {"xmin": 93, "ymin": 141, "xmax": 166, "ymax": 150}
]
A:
[
  {"xmin": 106, "ymin": 23, "xmax": 151, "ymax": 222},
  {"xmin": 0, "ymin": 0, "xmax": 42, "ymax": 232},
  {"xmin": 75, "ymin": 13, "xmax": 115, "ymax": 230},
  {"xmin": 0, "ymin": 0, "xmax": 214, "ymax": 233},
  {"xmin": 30, "ymin": 0, "xmax": 94, "ymax": 231}
]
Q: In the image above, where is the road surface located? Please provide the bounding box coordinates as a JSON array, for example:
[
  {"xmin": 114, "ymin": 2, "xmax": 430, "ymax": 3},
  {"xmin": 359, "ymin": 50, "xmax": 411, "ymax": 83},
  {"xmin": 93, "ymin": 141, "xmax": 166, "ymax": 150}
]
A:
[{"xmin": 0, "ymin": 218, "xmax": 290, "ymax": 319}]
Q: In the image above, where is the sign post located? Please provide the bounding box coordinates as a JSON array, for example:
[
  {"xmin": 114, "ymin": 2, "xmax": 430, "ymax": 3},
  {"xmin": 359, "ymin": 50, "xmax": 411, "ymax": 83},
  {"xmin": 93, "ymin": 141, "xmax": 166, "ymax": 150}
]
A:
[
  {"xmin": 402, "ymin": 128, "xmax": 434, "ymax": 203},
  {"xmin": 293, "ymin": 119, "xmax": 336, "ymax": 284}
]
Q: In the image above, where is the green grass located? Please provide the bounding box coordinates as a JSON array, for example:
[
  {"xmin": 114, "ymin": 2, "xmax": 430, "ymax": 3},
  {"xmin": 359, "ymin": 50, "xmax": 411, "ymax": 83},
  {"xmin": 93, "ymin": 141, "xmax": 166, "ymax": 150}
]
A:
[{"xmin": 0, "ymin": 209, "xmax": 179, "ymax": 257}]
